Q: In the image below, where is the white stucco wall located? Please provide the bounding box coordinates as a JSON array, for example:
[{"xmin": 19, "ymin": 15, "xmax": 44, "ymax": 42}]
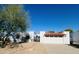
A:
[
  {"xmin": 63, "ymin": 31, "xmax": 70, "ymax": 44},
  {"xmin": 40, "ymin": 31, "xmax": 70, "ymax": 44}
]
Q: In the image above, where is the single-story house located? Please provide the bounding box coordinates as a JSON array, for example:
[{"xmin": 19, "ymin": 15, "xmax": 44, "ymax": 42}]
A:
[
  {"xmin": 28, "ymin": 31, "xmax": 70, "ymax": 44},
  {"xmin": 40, "ymin": 31, "xmax": 70, "ymax": 44}
]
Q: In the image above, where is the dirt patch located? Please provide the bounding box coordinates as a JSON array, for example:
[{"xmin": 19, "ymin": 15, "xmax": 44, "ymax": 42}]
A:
[{"xmin": 0, "ymin": 42, "xmax": 47, "ymax": 54}]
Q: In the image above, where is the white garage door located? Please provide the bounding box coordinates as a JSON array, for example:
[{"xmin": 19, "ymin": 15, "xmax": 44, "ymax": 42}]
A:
[{"xmin": 40, "ymin": 37, "xmax": 64, "ymax": 44}]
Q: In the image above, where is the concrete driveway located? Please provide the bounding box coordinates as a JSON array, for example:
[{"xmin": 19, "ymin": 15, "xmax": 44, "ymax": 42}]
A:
[{"xmin": 43, "ymin": 44, "xmax": 79, "ymax": 54}]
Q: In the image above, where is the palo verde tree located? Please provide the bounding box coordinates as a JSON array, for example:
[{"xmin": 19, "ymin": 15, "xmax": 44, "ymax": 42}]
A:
[{"xmin": 0, "ymin": 4, "xmax": 29, "ymax": 33}]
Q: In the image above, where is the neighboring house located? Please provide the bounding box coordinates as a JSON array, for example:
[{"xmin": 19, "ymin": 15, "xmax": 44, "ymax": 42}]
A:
[{"xmin": 71, "ymin": 31, "xmax": 79, "ymax": 44}]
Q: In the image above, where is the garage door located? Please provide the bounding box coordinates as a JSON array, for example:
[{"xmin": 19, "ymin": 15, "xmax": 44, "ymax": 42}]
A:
[{"xmin": 40, "ymin": 37, "xmax": 65, "ymax": 44}]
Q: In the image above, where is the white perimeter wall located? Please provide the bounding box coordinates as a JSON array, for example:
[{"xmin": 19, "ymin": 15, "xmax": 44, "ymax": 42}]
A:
[{"xmin": 40, "ymin": 31, "xmax": 70, "ymax": 44}]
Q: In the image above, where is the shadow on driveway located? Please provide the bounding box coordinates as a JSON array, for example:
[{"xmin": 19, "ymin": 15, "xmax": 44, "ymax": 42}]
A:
[{"xmin": 68, "ymin": 44, "xmax": 79, "ymax": 48}]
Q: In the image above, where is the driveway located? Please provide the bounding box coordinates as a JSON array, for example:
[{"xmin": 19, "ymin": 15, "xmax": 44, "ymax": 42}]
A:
[{"xmin": 0, "ymin": 42, "xmax": 79, "ymax": 54}]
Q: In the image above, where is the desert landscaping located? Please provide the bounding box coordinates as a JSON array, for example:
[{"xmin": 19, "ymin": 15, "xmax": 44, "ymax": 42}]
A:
[
  {"xmin": 0, "ymin": 42, "xmax": 79, "ymax": 54},
  {"xmin": 0, "ymin": 4, "xmax": 79, "ymax": 54}
]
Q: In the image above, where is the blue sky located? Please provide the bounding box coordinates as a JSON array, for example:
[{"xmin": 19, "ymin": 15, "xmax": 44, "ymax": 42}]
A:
[{"xmin": 24, "ymin": 4, "xmax": 79, "ymax": 32}]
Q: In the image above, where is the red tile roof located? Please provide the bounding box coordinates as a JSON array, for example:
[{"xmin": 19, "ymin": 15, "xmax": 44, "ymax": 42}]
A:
[{"xmin": 44, "ymin": 32, "xmax": 65, "ymax": 37}]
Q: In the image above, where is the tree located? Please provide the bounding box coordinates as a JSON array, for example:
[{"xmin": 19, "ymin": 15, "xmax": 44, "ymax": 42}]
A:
[
  {"xmin": 0, "ymin": 4, "xmax": 29, "ymax": 33},
  {"xmin": 64, "ymin": 28, "xmax": 73, "ymax": 33}
]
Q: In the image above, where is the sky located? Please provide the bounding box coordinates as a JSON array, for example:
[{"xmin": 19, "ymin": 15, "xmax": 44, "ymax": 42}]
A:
[{"xmin": 24, "ymin": 4, "xmax": 79, "ymax": 32}]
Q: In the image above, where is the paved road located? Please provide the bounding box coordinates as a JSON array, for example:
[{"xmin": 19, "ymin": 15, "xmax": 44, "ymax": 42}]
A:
[{"xmin": 0, "ymin": 42, "xmax": 79, "ymax": 54}]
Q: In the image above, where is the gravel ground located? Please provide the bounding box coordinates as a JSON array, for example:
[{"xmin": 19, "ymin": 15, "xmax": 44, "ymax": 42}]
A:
[{"xmin": 0, "ymin": 42, "xmax": 79, "ymax": 54}]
